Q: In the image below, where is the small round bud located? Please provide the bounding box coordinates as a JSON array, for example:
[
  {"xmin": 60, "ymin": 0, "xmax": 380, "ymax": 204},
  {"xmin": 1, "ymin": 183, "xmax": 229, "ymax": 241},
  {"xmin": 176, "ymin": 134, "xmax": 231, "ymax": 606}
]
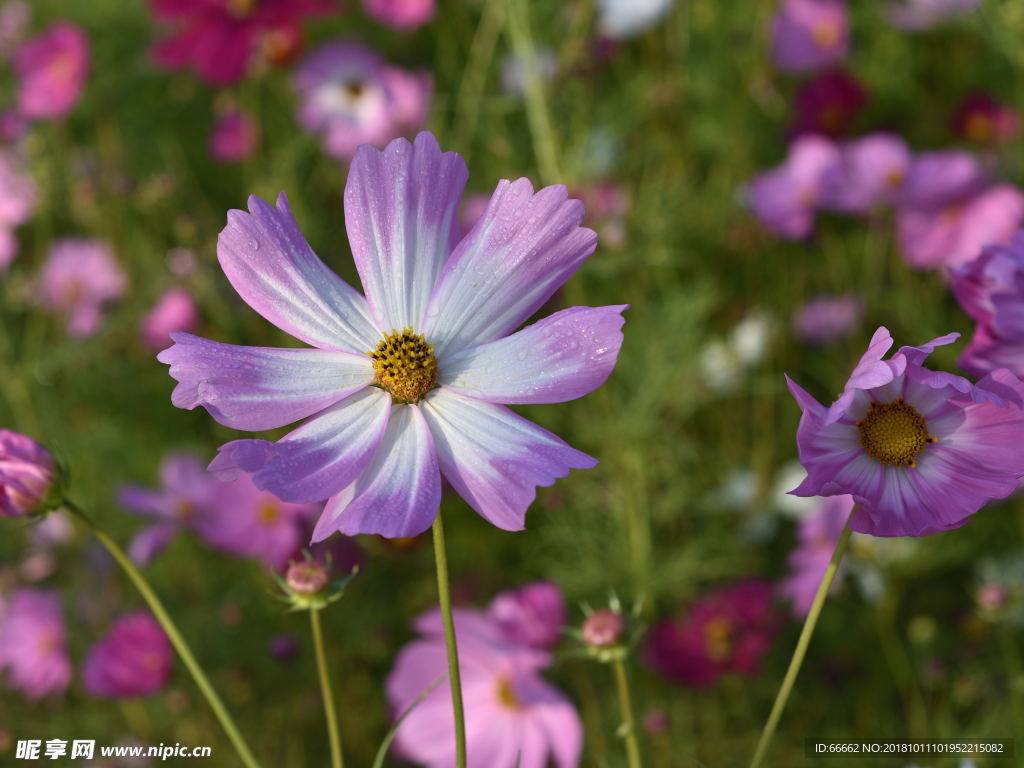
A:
[
  {"xmin": 285, "ymin": 560, "xmax": 328, "ymax": 596},
  {"xmin": 582, "ymin": 609, "xmax": 625, "ymax": 649},
  {"xmin": 0, "ymin": 430, "xmax": 60, "ymax": 518}
]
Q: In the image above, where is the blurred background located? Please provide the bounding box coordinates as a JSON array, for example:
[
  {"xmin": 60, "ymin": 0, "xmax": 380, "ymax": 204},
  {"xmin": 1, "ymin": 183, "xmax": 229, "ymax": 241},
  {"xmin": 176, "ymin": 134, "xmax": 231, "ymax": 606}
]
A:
[{"xmin": 1, "ymin": 0, "xmax": 1023, "ymax": 765}]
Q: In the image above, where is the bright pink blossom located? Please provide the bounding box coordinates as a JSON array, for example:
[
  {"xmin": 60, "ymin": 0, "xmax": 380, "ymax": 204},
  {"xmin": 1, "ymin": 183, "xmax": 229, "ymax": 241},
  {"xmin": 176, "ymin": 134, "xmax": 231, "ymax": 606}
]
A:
[
  {"xmin": 363, "ymin": 0, "xmax": 435, "ymax": 30},
  {"xmin": 0, "ymin": 588, "xmax": 71, "ymax": 700},
  {"xmin": 83, "ymin": 613, "xmax": 173, "ymax": 699},
  {"xmin": 14, "ymin": 22, "xmax": 89, "ymax": 120},
  {"xmin": 39, "ymin": 238, "xmax": 126, "ymax": 337},
  {"xmin": 141, "ymin": 287, "xmax": 200, "ymax": 352}
]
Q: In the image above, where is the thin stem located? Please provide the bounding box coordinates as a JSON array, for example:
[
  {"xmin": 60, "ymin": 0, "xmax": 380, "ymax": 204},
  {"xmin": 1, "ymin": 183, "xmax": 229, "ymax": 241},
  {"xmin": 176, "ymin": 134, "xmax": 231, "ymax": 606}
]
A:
[
  {"xmin": 431, "ymin": 512, "xmax": 467, "ymax": 768},
  {"xmin": 612, "ymin": 657, "xmax": 643, "ymax": 768},
  {"xmin": 310, "ymin": 608, "xmax": 345, "ymax": 768},
  {"xmin": 67, "ymin": 504, "xmax": 262, "ymax": 768},
  {"xmin": 749, "ymin": 507, "xmax": 856, "ymax": 768}
]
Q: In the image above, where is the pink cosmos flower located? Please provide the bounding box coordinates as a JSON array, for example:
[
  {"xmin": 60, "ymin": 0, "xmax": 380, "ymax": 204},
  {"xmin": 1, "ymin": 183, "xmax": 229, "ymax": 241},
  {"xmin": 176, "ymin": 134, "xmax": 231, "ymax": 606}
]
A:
[
  {"xmin": 14, "ymin": 22, "xmax": 89, "ymax": 121},
  {"xmin": 646, "ymin": 579, "xmax": 780, "ymax": 688},
  {"xmin": 83, "ymin": 613, "xmax": 173, "ymax": 699},
  {"xmin": 791, "ymin": 294, "xmax": 863, "ymax": 344},
  {"xmin": 387, "ymin": 607, "xmax": 582, "ymax": 767},
  {"xmin": 779, "ymin": 495, "xmax": 854, "ymax": 616},
  {"xmin": 771, "ymin": 0, "xmax": 849, "ymax": 74},
  {"xmin": 119, "ymin": 453, "xmax": 220, "ymax": 565},
  {"xmin": 141, "ymin": 287, "xmax": 200, "ymax": 352},
  {"xmin": 159, "ymin": 132, "xmax": 625, "ymax": 540},
  {"xmin": 953, "ymin": 92, "xmax": 1019, "ymax": 145},
  {"xmin": 209, "ymin": 108, "xmax": 259, "ymax": 163},
  {"xmin": 790, "ymin": 69, "xmax": 866, "ymax": 139},
  {"xmin": 0, "ymin": 149, "xmax": 37, "ymax": 271},
  {"xmin": 149, "ymin": 0, "xmax": 336, "ymax": 86},
  {"xmin": 194, "ymin": 470, "xmax": 316, "ymax": 570},
  {"xmin": 487, "ymin": 580, "xmax": 567, "ymax": 651},
  {"xmin": 0, "ymin": 588, "xmax": 71, "ymax": 700},
  {"xmin": 820, "ymin": 133, "xmax": 910, "ymax": 214},
  {"xmin": 887, "ymin": 0, "xmax": 980, "ymax": 30},
  {"xmin": 293, "ymin": 41, "xmax": 431, "ymax": 160},
  {"xmin": 39, "ymin": 238, "xmax": 126, "ymax": 337},
  {"xmin": 746, "ymin": 135, "xmax": 839, "ymax": 240},
  {"xmin": 786, "ymin": 327, "xmax": 1024, "ymax": 537},
  {"xmin": 950, "ymin": 231, "xmax": 1024, "ymax": 378},
  {"xmin": 363, "ymin": 0, "xmax": 435, "ymax": 30},
  {"xmin": 0, "ymin": 430, "xmax": 57, "ymax": 518}
]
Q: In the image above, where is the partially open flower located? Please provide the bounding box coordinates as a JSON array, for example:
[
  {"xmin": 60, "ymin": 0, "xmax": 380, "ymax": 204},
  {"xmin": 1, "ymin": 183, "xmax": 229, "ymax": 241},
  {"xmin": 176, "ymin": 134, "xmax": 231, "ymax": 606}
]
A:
[
  {"xmin": 0, "ymin": 430, "xmax": 59, "ymax": 518},
  {"xmin": 582, "ymin": 609, "xmax": 625, "ymax": 649}
]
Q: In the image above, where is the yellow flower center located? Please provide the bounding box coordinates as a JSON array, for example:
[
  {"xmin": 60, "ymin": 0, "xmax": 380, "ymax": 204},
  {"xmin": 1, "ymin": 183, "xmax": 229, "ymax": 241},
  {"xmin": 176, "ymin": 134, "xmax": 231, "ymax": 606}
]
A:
[
  {"xmin": 856, "ymin": 398, "xmax": 935, "ymax": 468},
  {"xmin": 704, "ymin": 616, "xmax": 733, "ymax": 662},
  {"xmin": 370, "ymin": 328, "xmax": 438, "ymax": 403},
  {"xmin": 811, "ymin": 21, "xmax": 840, "ymax": 50},
  {"xmin": 227, "ymin": 0, "xmax": 258, "ymax": 18},
  {"xmin": 496, "ymin": 676, "xmax": 522, "ymax": 710},
  {"xmin": 257, "ymin": 502, "xmax": 281, "ymax": 526},
  {"xmin": 965, "ymin": 113, "xmax": 993, "ymax": 143}
]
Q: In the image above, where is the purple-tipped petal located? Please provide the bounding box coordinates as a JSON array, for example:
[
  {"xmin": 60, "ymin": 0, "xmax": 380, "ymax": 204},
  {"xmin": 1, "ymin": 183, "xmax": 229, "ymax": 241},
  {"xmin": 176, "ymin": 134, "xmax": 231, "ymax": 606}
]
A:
[
  {"xmin": 313, "ymin": 404, "xmax": 441, "ymax": 540},
  {"xmin": 210, "ymin": 388, "xmax": 392, "ymax": 503},
  {"xmin": 419, "ymin": 389, "xmax": 596, "ymax": 531},
  {"xmin": 217, "ymin": 192, "xmax": 379, "ymax": 352},
  {"xmin": 344, "ymin": 133, "xmax": 468, "ymax": 331},
  {"xmin": 127, "ymin": 523, "xmax": 178, "ymax": 566},
  {"xmin": 440, "ymin": 305, "xmax": 628, "ymax": 404},
  {"xmin": 423, "ymin": 179, "xmax": 598, "ymax": 357},
  {"xmin": 157, "ymin": 333, "xmax": 373, "ymax": 431}
]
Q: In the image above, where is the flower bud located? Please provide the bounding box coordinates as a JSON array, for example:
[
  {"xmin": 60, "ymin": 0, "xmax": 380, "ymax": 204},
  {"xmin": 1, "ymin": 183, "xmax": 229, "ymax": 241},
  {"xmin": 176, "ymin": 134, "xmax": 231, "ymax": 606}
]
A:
[
  {"xmin": 0, "ymin": 430, "xmax": 60, "ymax": 518},
  {"xmin": 285, "ymin": 559, "xmax": 329, "ymax": 596},
  {"xmin": 582, "ymin": 609, "xmax": 625, "ymax": 649}
]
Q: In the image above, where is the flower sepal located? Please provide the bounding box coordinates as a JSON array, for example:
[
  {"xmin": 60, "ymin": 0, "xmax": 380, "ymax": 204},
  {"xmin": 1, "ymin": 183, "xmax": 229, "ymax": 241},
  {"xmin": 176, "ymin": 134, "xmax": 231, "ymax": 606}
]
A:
[{"xmin": 272, "ymin": 552, "xmax": 358, "ymax": 612}]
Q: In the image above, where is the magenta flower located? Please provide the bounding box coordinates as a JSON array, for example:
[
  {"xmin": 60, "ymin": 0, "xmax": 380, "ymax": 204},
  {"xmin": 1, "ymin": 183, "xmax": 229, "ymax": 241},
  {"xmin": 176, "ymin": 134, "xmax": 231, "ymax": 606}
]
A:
[
  {"xmin": 0, "ymin": 430, "xmax": 57, "ymax": 518},
  {"xmin": 820, "ymin": 133, "xmax": 910, "ymax": 214},
  {"xmin": 787, "ymin": 327, "xmax": 1024, "ymax": 537},
  {"xmin": 193, "ymin": 470, "xmax": 315, "ymax": 570},
  {"xmin": 363, "ymin": 0, "xmax": 435, "ymax": 30},
  {"xmin": 209, "ymin": 108, "xmax": 259, "ymax": 163},
  {"xmin": 646, "ymin": 579, "xmax": 780, "ymax": 689},
  {"xmin": 293, "ymin": 41, "xmax": 431, "ymax": 161},
  {"xmin": 888, "ymin": 0, "xmax": 980, "ymax": 30},
  {"xmin": 83, "ymin": 613, "xmax": 173, "ymax": 699},
  {"xmin": 771, "ymin": 0, "xmax": 849, "ymax": 74},
  {"xmin": 141, "ymin": 287, "xmax": 200, "ymax": 352},
  {"xmin": 387, "ymin": 607, "xmax": 582, "ymax": 767},
  {"xmin": 14, "ymin": 22, "xmax": 89, "ymax": 121},
  {"xmin": 779, "ymin": 495, "xmax": 854, "ymax": 616},
  {"xmin": 951, "ymin": 231, "xmax": 1024, "ymax": 378},
  {"xmin": 159, "ymin": 132, "xmax": 625, "ymax": 540},
  {"xmin": 0, "ymin": 588, "xmax": 71, "ymax": 700},
  {"xmin": 487, "ymin": 580, "xmax": 567, "ymax": 651},
  {"xmin": 149, "ymin": 0, "xmax": 335, "ymax": 86},
  {"xmin": 119, "ymin": 453, "xmax": 220, "ymax": 565},
  {"xmin": 39, "ymin": 238, "xmax": 126, "ymax": 337},
  {"xmin": 746, "ymin": 135, "xmax": 839, "ymax": 240},
  {"xmin": 0, "ymin": 149, "xmax": 37, "ymax": 271},
  {"xmin": 790, "ymin": 69, "xmax": 866, "ymax": 139},
  {"xmin": 953, "ymin": 92, "xmax": 1019, "ymax": 144},
  {"xmin": 791, "ymin": 294, "xmax": 863, "ymax": 344}
]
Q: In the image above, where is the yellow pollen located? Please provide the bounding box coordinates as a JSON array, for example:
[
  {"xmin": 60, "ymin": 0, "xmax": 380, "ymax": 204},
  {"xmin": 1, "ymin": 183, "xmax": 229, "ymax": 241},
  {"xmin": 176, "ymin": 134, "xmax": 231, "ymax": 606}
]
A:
[
  {"xmin": 704, "ymin": 616, "xmax": 733, "ymax": 662},
  {"xmin": 257, "ymin": 502, "xmax": 281, "ymax": 526},
  {"xmin": 227, "ymin": 0, "xmax": 258, "ymax": 17},
  {"xmin": 856, "ymin": 398, "xmax": 936, "ymax": 468},
  {"xmin": 811, "ymin": 21, "xmax": 840, "ymax": 50},
  {"xmin": 370, "ymin": 328, "xmax": 438, "ymax": 403},
  {"xmin": 345, "ymin": 80, "xmax": 365, "ymax": 99},
  {"xmin": 496, "ymin": 677, "xmax": 522, "ymax": 710},
  {"xmin": 964, "ymin": 113, "xmax": 993, "ymax": 143}
]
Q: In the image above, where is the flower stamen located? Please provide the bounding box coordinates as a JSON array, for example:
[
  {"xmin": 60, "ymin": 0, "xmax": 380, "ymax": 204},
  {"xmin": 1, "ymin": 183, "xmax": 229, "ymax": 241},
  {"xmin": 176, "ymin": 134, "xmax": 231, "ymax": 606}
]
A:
[
  {"xmin": 856, "ymin": 397, "xmax": 936, "ymax": 468},
  {"xmin": 370, "ymin": 328, "xmax": 438, "ymax": 403}
]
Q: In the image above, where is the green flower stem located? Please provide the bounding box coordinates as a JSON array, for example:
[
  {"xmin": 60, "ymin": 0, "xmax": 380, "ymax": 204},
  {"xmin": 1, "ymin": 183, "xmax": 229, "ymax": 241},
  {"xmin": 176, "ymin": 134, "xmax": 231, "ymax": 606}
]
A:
[
  {"xmin": 612, "ymin": 657, "xmax": 643, "ymax": 768},
  {"xmin": 749, "ymin": 506, "xmax": 855, "ymax": 768},
  {"xmin": 431, "ymin": 511, "xmax": 467, "ymax": 768},
  {"xmin": 66, "ymin": 503, "xmax": 262, "ymax": 768},
  {"xmin": 310, "ymin": 607, "xmax": 345, "ymax": 768}
]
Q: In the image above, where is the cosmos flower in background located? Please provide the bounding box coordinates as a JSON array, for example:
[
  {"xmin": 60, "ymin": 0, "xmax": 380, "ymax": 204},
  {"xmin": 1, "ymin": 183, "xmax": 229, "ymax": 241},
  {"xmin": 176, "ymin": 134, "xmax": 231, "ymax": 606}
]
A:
[
  {"xmin": 193, "ymin": 470, "xmax": 316, "ymax": 571},
  {"xmin": 887, "ymin": 0, "xmax": 980, "ymax": 30},
  {"xmin": 160, "ymin": 132, "xmax": 626, "ymax": 541},
  {"xmin": 786, "ymin": 327, "xmax": 1024, "ymax": 537},
  {"xmin": 209, "ymin": 108, "xmax": 259, "ymax": 164},
  {"xmin": 293, "ymin": 41, "xmax": 431, "ymax": 160},
  {"xmin": 140, "ymin": 287, "xmax": 200, "ymax": 352},
  {"xmin": 387, "ymin": 602, "xmax": 582, "ymax": 768},
  {"xmin": 820, "ymin": 133, "xmax": 909, "ymax": 215},
  {"xmin": 770, "ymin": 0, "xmax": 849, "ymax": 74},
  {"xmin": 38, "ymin": 238, "xmax": 126, "ymax": 337},
  {"xmin": 952, "ymin": 92, "xmax": 1019, "ymax": 145},
  {"xmin": 457, "ymin": 192, "xmax": 491, "ymax": 237},
  {"xmin": 596, "ymin": 0, "xmax": 676, "ymax": 39},
  {"xmin": 950, "ymin": 231, "xmax": 1024, "ymax": 378},
  {"xmin": 576, "ymin": 181, "xmax": 630, "ymax": 249},
  {"xmin": 83, "ymin": 613, "xmax": 173, "ymax": 699},
  {"xmin": 791, "ymin": 294, "xmax": 863, "ymax": 344},
  {"xmin": 0, "ymin": 430, "xmax": 57, "ymax": 518},
  {"xmin": 789, "ymin": 69, "xmax": 866, "ymax": 139},
  {"xmin": 363, "ymin": 0, "xmax": 435, "ymax": 31},
  {"xmin": 646, "ymin": 579, "xmax": 781, "ymax": 689},
  {"xmin": 779, "ymin": 495, "xmax": 854, "ymax": 616},
  {"xmin": 487, "ymin": 580, "xmax": 567, "ymax": 651},
  {"xmin": 13, "ymin": 21, "xmax": 90, "ymax": 121},
  {"xmin": 746, "ymin": 135, "xmax": 839, "ymax": 240},
  {"xmin": 119, "ymin": 453, "xmax": 220, "ymax": 565},
  {"xmin": 149, "ymin": 0, "xmax": 336, "ymax": 86},
  {"xmin": 0, "ymin": 149, "xmax": 37, "ymax": 271},
  {"xmin": 0, "ymin": 588, "xmax": 72, "ymax": 700}
]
